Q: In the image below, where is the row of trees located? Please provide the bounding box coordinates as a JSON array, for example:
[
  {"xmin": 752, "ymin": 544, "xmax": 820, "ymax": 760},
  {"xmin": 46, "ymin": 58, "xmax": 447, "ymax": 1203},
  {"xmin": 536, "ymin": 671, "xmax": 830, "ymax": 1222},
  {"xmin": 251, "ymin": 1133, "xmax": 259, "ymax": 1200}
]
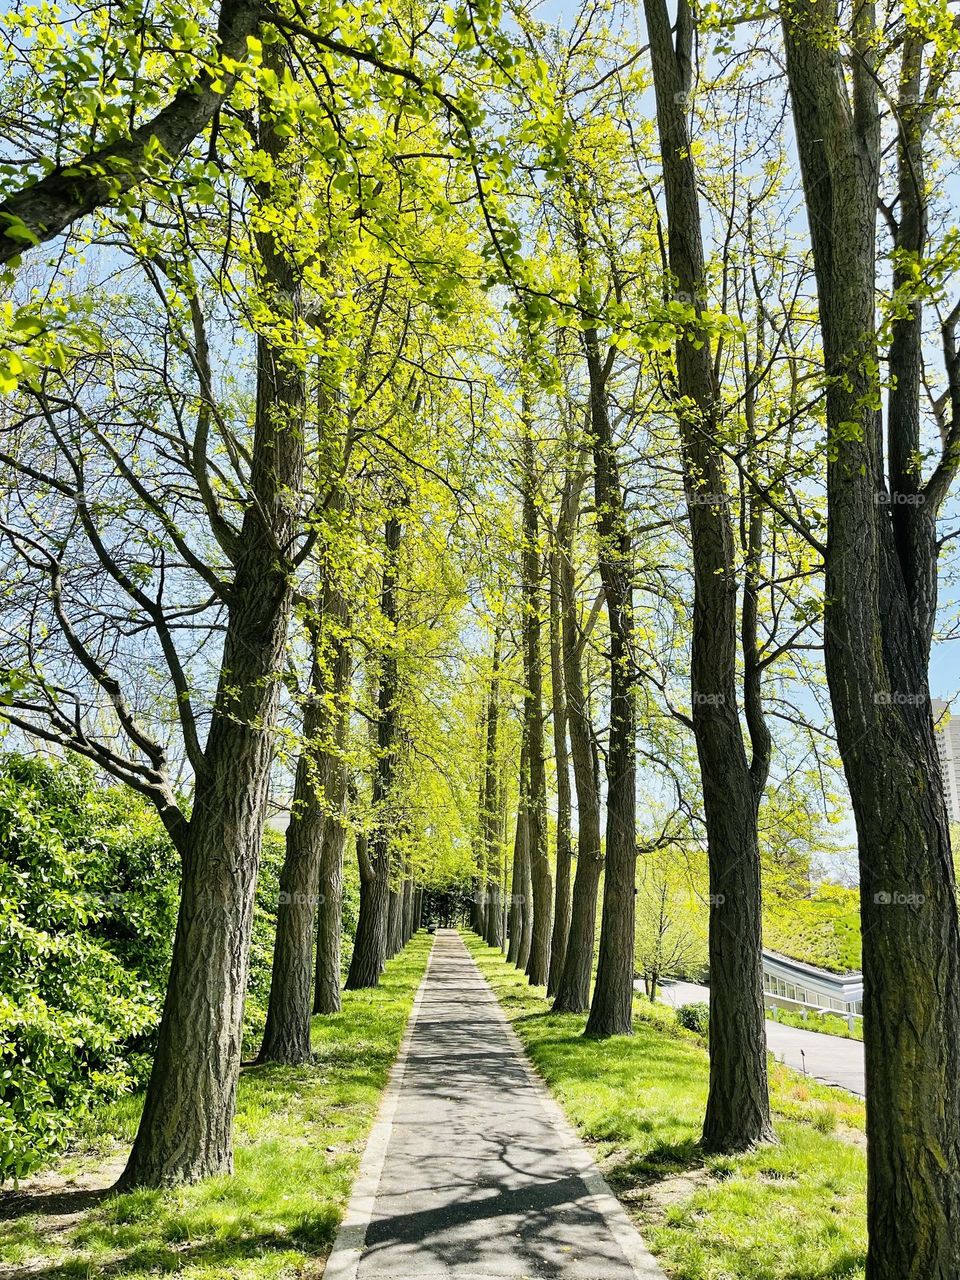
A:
[{"xmin": 3, "ymin": 0, "xmax": 960, "ymax": 1273}]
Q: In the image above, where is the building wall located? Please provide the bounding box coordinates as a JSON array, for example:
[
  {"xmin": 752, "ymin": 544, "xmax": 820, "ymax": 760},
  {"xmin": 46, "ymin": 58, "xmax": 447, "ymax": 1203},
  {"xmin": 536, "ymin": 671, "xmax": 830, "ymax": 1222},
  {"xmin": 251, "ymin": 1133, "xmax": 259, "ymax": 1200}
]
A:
[{"xmin": 933, "ymin": 699, "xmax": 960, "ymax": 825}]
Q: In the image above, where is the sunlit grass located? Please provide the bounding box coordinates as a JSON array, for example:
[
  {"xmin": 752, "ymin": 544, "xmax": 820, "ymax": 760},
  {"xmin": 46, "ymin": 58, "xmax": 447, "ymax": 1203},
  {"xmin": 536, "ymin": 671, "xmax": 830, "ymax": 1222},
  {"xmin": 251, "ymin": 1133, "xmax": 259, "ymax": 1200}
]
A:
[
  {"xmin": 0, "ymin": 933, "xmax": 432, "ymax": 1280},
  {"xmin": 465, "ymin": 931, "xmax": 867, "ymax": 1280}
]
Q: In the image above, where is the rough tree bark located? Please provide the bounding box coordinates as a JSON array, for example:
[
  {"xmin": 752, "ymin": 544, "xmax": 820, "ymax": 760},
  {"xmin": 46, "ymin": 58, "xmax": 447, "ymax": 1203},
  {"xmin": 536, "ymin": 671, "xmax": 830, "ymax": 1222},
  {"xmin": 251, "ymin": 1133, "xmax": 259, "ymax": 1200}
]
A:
[
  {"xmin": 482, "ymin": 633, "xmax": 504, "ymax": 948},
  {"xmin": 401, "ymin": 876, "xmax": 414, "ymax": 945},
  {"xmin": 258, "ymin": 638, "xmax": 326, "ymax": 1061},
  {"xmin": 345, "ymin": 514, "xmax": 403, "ymax": 990},
  {"xmin": 578, "ymin": 331, "xmax": 637, "ymax": 1038},
  {"xmin": 520, "ymin": 414, "xmax": 552, "ymax": 987},
  {"xmin": 547, "ymin": 545, "xmax": 573, "ymax": 997},
  {"xmin": 312, "ymin": 615, "xmax": 352, "ymax": 1016},
  {"xmin": 782, "ymin": 4, "xmax": 960, "ymax": 1271},
  {"xmin": 259, "ymin": 576, "xmax": 351, "ymax": 1052},
  {"xmin": 644, "ymin": 0, "xmax": 773, "ymax": 1149},
  {"xmin": 551, "ymin": 465, "xmax": 604, "ymax": 1015},
  {"xmin": 118, "ymin": 51, "xmax": 306, "ymax": 1183},
  {"xmin": 506, "ymin": 737, "xmax": 530, "ymax": 967}
]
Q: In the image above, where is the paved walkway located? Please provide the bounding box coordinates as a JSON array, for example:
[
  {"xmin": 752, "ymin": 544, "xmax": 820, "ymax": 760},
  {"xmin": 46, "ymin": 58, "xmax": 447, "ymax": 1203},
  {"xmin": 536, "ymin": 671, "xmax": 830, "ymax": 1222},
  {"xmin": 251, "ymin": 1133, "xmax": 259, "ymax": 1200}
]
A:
[
  {"xmin": 657, "ymin": 979, "xmax": 865, "ymax": 1097},
  {"xmin": 327, "ymin": 930, "xmax": 664, "ymax": 1280}
]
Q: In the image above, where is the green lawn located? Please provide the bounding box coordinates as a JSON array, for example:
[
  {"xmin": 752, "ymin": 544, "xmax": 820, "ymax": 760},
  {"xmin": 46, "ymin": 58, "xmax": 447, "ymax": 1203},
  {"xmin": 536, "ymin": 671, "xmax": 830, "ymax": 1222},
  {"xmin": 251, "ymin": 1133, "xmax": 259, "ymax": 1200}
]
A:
[
  {"xmin": 464, "ymin": 932, "xmax": 867, "ymax": 1280},
  {"xmin": 0, "ymin": 933, "xmax": 432, "ymax": 1280},
  {"xmin": 767, "ymin": 1004, "xmax": 863, "ymax": 1042}
]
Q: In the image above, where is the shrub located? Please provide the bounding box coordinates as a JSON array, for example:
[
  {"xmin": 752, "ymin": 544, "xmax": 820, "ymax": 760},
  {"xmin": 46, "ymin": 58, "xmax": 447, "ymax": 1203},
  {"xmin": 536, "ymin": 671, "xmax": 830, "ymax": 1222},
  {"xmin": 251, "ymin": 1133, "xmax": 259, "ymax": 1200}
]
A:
[
  {"xmin": 0, "ymin": 754, "xmax": 177, "ymax": 1180},
  {"xmin": 675, "ymin": 1001, "xmax": 710, "ymax": 1037}
]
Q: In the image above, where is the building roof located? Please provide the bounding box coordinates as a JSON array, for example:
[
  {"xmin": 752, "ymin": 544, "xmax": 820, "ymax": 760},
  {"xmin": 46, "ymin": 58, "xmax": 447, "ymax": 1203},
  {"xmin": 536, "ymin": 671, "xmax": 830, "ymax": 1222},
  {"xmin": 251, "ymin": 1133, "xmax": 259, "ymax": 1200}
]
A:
[{"xmin": 763, "ymin": 948, "xmax": 863, "ymax": 1002}]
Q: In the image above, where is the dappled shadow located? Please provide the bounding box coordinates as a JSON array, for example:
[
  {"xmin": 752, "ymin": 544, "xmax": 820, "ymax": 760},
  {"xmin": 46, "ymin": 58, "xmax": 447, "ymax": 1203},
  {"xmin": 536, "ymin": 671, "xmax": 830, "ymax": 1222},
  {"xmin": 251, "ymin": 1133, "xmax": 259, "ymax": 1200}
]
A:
[
  {"xmin": 0, "ymin": 1215, "xmax": 336, "ymax": 1280},
  {"xmin": 351, "ymin": 932, "xmax": 643, "ymax": 1279},
  {"xmin": 0, "ymin": 1184, "xmax": 113, "ymax": 1223}
]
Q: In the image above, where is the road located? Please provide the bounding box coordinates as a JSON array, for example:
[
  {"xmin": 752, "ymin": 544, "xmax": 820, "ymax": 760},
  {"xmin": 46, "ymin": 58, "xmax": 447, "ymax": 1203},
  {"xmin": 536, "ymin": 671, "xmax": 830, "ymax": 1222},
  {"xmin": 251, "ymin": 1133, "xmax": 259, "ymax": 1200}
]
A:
[{"xmin": 654, "ymin": 979, "xmax": 865, "ymax": 1098}]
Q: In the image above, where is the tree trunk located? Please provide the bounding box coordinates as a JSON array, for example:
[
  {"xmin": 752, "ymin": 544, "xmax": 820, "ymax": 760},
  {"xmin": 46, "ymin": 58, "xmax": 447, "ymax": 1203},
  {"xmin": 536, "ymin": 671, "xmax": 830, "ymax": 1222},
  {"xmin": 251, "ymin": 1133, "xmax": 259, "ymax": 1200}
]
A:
[
  {"xmin": 401, "ymin": 877, "xmax": 414, "ymax": 944},
  {"xmin": 313, "ymin": 621, "xmax": 352, "ymax": 1016},
  {"xmin": 314, "ymin": 796, "xmax": 347, "ymax": 1015},
  {"xmin": 347, "ymin": 837, "xmax": 389, "ymax": 990},
  {"xmin": 782, "ymin": 6, "xmax": 960, "ymax": 1270},
  {"xmin": 547, "ymin": 542, "xmax": 572, "ymax": 997},
  {"xmin": 260, "ymin": 583, "xmax": 351, "ymax": 1055},
  {"xmin": 506, "ymin": 737, "xmax": 529, "ymax": 966},
  {"xmin": 579, "ymin": 338, "xmax": 636, "ymax": 1038},
  {"xmin": 520, "ymin": 411, "xmax": 552, "ymax": 987},
  {"xmin": 644, "ymin": 0, "xmax": 772, "ymax": 1148},
  {"xmin": 257, "ymin": 669, "xmax": 326, "ymax": 1063},
  {"xmin": 387, "ymin": 882, "xmax": 403, "ymax": 958},
  {"xmin": 346, "ymin": 513, "xmax": 403, "ymax": 990},
  {"xmin": 482, "ymin": 633, "xmax": 504, "ymax": 949},
  {"xmin": 118, "ymin": 57, "xmax": 306, "ymax": 1181},
  {"xmin": 552, "ymin": 467, "xmax": 604, "ymax": 1015}
]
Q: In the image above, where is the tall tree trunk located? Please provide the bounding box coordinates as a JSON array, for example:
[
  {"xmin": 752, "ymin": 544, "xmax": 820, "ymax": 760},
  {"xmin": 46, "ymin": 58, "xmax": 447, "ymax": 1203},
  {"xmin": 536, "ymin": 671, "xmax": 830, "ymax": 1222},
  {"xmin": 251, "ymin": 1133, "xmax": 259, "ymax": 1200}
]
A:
[
  {"xmin": 782, "ymin": 6, "xmax": 960, "ymax": 1271},
  {"xmin": 472, "ymin": 701, "xmax": 488, "ymax": 934},
  {"xmin": 401, "ymin": 876, "xmax": 414, "ymax": 944},
  {"xmin": 118, "ymin": 52, "xmax": 306, "ymax": 1183},
  {"xmin": 547, "ymin": 545, "xmax": 572, "ymax": 997},
  {"xmin": 345, "ymin": 514, "xmax": 403, "ymax": 990},
  {"xmin": 520, "ymin": 411, "xmax": 552, "ymax": 987},
  {"xmin": 577, "ymin": 335, "xmax": 637, "ymax": 1038},
  {"xmin": 482, "ymin": 633, "xmax": 504, "ymax": 948},
  {"xmin": 313, "ymin": 617, "xmax": 352, "ymax": 1016},
  {"xmin": 506, "ymin": 737, "xmax": 529, "ymax": 966},
  {"xmin": 260, "ymin": 582, "xmax": 351, "ymax": 1053},
  {"xmin": 258, "ymin": 647, "xmax": 326, "ymax": 1063},
  {"xmin": 552, "ymin": 467, "xmax": 604, "ymax": 1015},
  {"xmin": 314, "ymin": 788, "xmax": 348, "ymax": 1015},
  {"xmin": 387, "ymin": 879, "xmax": 403, "ymax": 957},
  {"xmin": 347, "ymin": 834, "xmax": 389, "ymax": 989},
  {"xmin": 644, "ymin": 0, "xmax": 772, "ymax": 1147}
]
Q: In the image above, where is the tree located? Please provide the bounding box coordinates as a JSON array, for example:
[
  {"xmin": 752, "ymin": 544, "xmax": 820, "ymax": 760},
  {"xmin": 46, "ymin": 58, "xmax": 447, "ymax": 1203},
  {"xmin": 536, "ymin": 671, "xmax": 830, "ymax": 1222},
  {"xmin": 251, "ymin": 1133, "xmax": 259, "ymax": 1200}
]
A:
[
  {"xmin": 346, "ymin": 514, "xmax": 404, "ymax": 990},
  {"xmin": 781, "ymin": 1, "xmax": 960, "ymax": 1269},
  {"xmin": 547, "ymin": 538, "xmax": 573, "ymax": 996},
  {"xmin": 643, "ymin": 0, "xmax": 773, "ymax": 1150},
  {"xmin": 519, "ymin": 396, "xmax": 553, "ymax": 986},
  {"xmin": 635, "ymin": 843, "xmax": 708, "ymax": 1002},
  {"xmin": 258, "ymin": 579, "xmax": 352, "ymax": 1057},
  {"xmin": 551, "ymin": 457, "xmax": 604, "ymax": 1015}
]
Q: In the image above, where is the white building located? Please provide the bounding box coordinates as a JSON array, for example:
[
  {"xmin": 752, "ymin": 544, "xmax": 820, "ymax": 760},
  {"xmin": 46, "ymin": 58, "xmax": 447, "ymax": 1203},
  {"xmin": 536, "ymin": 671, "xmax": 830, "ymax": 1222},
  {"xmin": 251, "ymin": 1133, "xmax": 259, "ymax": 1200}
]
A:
[
  {"xmin": 762, "ymin": 950, "xmax": 863, "ymax": 1019},
  {"xmin": 933, "ymin": 699, "xmax": 960, "ymax": 825}
]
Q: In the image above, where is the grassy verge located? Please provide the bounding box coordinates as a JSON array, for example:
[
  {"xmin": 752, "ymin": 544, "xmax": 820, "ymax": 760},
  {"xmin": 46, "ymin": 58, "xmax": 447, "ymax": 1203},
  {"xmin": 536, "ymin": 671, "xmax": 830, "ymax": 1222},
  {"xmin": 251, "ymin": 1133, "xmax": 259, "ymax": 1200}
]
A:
[
  {"xmin": 464, "ymin": 932, "xmax": 867, "ymax": 1280},
  {"xmin": 0, "ymin": 933, "xmax": 432, "ymax": 1280},
  {"xmin": 767, "ymin": 1005, "xmax": 863, "ymax": 1041}
]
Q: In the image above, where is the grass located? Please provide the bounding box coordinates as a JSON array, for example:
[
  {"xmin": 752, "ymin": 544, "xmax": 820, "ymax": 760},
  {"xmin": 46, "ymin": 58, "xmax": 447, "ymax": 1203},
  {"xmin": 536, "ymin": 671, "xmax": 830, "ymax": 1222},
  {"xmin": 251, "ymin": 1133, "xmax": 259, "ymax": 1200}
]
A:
[
  {"xmin": 0, "ymin": 932, "xmax": 432, "ymax": 1280},
  {"xmin": 464, "ymin": 931, "xmax": 867, "ymax": 1280},
  {"xmin": 767, "ymin": 1005, "xmax": 864, "ymax": 1042}
]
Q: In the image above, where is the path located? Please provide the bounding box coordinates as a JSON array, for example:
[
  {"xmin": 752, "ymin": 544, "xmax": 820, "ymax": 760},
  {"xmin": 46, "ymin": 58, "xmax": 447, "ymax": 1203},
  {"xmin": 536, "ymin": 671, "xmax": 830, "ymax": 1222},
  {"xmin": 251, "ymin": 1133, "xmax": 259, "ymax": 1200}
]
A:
[
  {"xmin": 326, "ymin": 930, "xmax": 664, "ymax": 1280},
  {"xmin": 656, "ymin": 979, "xmax": 865, "ymax": 1097}
]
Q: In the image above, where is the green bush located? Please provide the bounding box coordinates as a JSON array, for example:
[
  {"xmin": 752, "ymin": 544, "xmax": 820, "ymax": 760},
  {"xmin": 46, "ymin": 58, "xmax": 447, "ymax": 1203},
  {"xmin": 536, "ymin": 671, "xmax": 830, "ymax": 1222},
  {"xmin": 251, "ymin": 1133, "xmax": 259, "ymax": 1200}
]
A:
[
  {"xmin": 675, "ymin": 1001, "xmax": 710, "ymax": 1037},
  {"xmin": 0, "ymin": 754, "xmax": 178, "ymax": 1180}
]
